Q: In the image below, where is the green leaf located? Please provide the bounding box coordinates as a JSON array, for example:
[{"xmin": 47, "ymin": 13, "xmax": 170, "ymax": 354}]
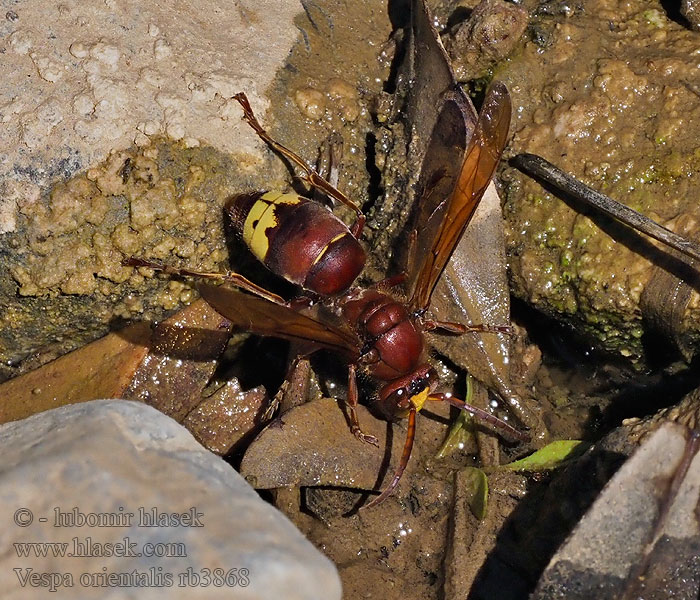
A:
[
  {"xmin": 501, "ymin": 440, "xmax": 587, "ymax": 471},
  {"xmin": 462, "ymin": 466, "xmax": 489, "ymax": 520},
  {"xmin": 436, "ymin": 410, "xmax": 474, "ymax": 459},
  {"xmin": 436, "ymin": 376, "xmax": 474, "ymax": 459}
]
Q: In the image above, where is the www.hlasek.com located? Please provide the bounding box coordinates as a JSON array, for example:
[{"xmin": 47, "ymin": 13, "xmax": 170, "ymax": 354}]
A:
[{"xmin": 15, "ymin": 537, "xmax": 187, "ymax": 559}]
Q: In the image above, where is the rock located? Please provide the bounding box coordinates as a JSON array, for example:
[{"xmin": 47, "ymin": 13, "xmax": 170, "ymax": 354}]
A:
[
  {"xmin": 122, "ymin": 299, "xmax": 233, "ymax": 420},
  {"xmin": 682, "ymin": 0, "xmax": 700, "ymax": 30},
  {"xmin": 626, "ymin": 384, "xmax": 700, "ymax": 442},
  {"xmin": 0, "ymin": 400, "xmax": 341, "ymax": 599},
  {"xmin": 183, "ymin": 379, "xmax": 267, "ymax": 455},
  {"xmin": 0, "ymin": 299, "xmax": 231, "ymax": 425},
  {"xmin": 0, "ymin": 0, "xmax": 304, "ymax": 375},
  {"xmin": 240, "ymin": 397, "xmax": 409, "ymax": 492},
  {"xmin": 0, "ymin": 0, "xmax": 302, "ymax": 193},
  {"xmin": 496, "ymin": 0, "xmax": 700, "ymax": 364},
  {"xmin": 533, "ymin": 421, "xmax": 700, "ymax": 599},
  {"xmin": 444, "ymin": 0, "xmax": 528, "ymax": 81},
  {"xmin": 0, "ymin": 322, "xmax": 151, "ymax": 423}
]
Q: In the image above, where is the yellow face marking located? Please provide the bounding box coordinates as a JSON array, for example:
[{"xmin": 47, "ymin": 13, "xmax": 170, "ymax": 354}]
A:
[
  {"xmin": 396, "ymin": 386, "xmax": 431, "ymax": 418},
  {"xmin": 411, "ymin": 387, "xmax": 430, "ymax": 413},
  {"xmin": 243, "ymin": 192, "xmax": 303, "ymax": 260},
  {"xmin": 310, "ymin": 232, "xmax": 347, "ymax": 266}
]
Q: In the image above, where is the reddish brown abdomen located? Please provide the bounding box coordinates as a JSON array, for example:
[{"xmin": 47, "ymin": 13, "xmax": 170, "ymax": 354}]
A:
[{"xmin": 227, "ymin": 191, "xmax": 365, "ymax": 296}]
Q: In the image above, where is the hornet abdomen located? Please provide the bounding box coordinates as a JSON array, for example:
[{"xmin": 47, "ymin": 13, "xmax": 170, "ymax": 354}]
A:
[{"xmin": 228, "ymin": 191, "xmax": 365, "ymax": 296}]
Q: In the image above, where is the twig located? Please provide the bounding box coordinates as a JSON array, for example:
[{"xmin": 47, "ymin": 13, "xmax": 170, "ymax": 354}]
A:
[{"xmin": 512, "ymin": 153, "xmax": 700, "ymax": 263}]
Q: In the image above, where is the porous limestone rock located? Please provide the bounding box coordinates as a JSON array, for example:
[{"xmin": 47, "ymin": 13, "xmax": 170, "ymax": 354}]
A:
[{"xmin": 0, "ymin": 0, "xmax": 303, "ymax": 226}]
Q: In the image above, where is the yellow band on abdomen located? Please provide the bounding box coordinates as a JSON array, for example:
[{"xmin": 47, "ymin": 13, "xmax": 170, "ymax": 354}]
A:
[
  {"xmin": 242, "ymin": 192, "xmax": 303, "ymax": 261},
  {"xmin": 311, "ymin": 232, "xmax": 346, "ymax": 266}
]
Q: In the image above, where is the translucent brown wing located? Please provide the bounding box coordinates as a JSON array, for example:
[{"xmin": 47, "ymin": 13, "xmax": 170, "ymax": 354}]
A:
[
  {"xmin": 408, "ymin": 81, "xmax": 512, "ymax": 312},
  {"xmin": 198, "ymin": 283, "xmax": 361, "ymax": 359},
  {"xmin": 402, "ymin": 90, "xmax": 476, "ymax": 300}
]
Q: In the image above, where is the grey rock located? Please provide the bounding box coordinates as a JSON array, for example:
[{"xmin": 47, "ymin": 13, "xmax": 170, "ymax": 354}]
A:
[
  {"xmin": 533, "ymin": 421, "xmax": 700, "ymax": 599},
  {"xmin": 0, "ymin": 399, "xmax": 341, "ymax": 599}
]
